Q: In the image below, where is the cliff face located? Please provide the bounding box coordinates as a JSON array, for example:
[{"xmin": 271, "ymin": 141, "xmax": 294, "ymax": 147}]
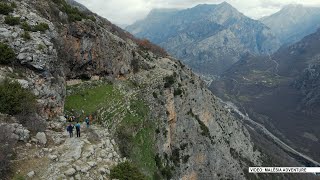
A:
[
  {"xmin": 0, "ymin": 0, "xmax": 262, "ymax": 179},
  {"xmin": 126, "ymin": 3, "xmax": 280, "ymax": 75}
]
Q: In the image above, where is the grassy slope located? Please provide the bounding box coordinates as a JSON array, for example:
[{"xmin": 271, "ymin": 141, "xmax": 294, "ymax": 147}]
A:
[{"xmin": 64, "ymin": 81, "xmax": 156, "ymax": 179}]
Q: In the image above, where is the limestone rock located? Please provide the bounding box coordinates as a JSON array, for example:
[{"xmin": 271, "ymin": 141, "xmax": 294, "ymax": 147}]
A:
[
  {"xmin": 36, "ymin": 132, "xmax": 47, "ymax": 145},
  {"xmin": 64, "ymin": 168, "xmax": 76, "ymax": 176},
  {"xmin": 27, "ymin": 171, "xmax": 35, "ymax": 177}
]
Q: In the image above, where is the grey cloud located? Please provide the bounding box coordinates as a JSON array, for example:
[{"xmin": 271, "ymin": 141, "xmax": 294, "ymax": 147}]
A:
[{"xmin": 75, "ymin": 0, "xmax": 320, "ymax": 25}]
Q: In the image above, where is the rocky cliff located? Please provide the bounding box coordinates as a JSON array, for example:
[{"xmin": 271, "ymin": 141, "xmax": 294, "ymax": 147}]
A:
[
  {"xmin": 0, "ymin": 0, "xmax": 265, "ymax": 179},
  {"xmin": 126, "ymin": 2, "xmax": 280, "ymax": 75}
]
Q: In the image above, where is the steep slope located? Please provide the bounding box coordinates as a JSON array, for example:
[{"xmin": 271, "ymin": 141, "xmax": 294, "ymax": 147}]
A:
[
  {"xmin": 261, "ymin": 4, "xmax": 320, "ymax": 45},
  {"xmin": 0, "ymin": 0, "xmax": 268, "ymax": 179},
  {"xmin": 210, "ymin": 28, "xmax": 320, "ymax": 163},
  {"xmin": 126, "ymin": 2, "xmax": 280, "ymax": 75}
]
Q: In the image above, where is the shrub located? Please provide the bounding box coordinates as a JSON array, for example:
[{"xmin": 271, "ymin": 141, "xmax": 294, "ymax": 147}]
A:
[
  {"xmin": 38, "ymin": 44, "xmax": 46, "ymax": 51},
  {"xmin": 21, "ymin": 21, "xmax": 32, "ymax": 31},
  {"xmin": 21, "ymin": 31, "xmax": 31, "ymax": 40},
  {"xmin": 152, "ymin": 92, "xmax": 158, "ymax": 99},
  {"xmin": 4, "ymin": 15, "xmax": 20, "ymax": 26},
  {"xmin": 10, "ymin": 2, "xmax": 17, "ymax": 8},
  {"xmin": 116, "ymin": 125, "xmax": 134, "ymax": 157},
  {"xmin": 53, "ymin": 0, "xmax": 89, "ymax": 22},
  {"xmin": 136, "ymin": 39, "xmax": 167, "ymax": 57},
  {"xmin": 0, "ymin": 42, "xmax": 16, "ymax": 65},
  {"xmin": 110, "ymin": 161, "xmax": 147, "ymax": 180},
  {"xmin": 0, "ymin": 2, "xmax": 14, "ymax": 15},
  {"xmin": 174, "ymin": 88, "xmax": 183, "ymax": 96},
  {"xmin": 32, "ymin": 23, "xmax": 49, "ymax": 32},
  {"xmin": 0, "ymin": 79, "xmax": 36, "ymax": 115},
  {"xmin": 0, "ymin": 125, "xmax": 16, "ymax": 178},
  {"xmin": 164, "ymin": 75, "xmax": 175, "ymax": 88}
]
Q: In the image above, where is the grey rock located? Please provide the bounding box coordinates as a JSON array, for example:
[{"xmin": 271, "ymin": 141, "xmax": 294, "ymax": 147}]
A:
[
  {"xmin": 48, "ymin": 154, "xmax": 58, "ymax": 161},
  {"xmin": 98, "ymin": 167, "xmax": 106, "ymax": 174},
  {"xmin": 27, "ymin": 171, "xmax": 35, "ymax": 177},
  {"xmin": 17, "ymin": 53, "xmax": 27, "ymax": 60},
  {"xmin": 87, "ymin": 161, "xmax": 96, "ymax": 167},
  {"xmin": 17, "ymin": 79, "xmax": 29, "ymax": 88},
  {"xmin": 75, "ymin": 174, "xmax": 81, "ymax": 180},
  {"xmin": 64, "ymin": 168, "xmax": 76, "ymax": 176},
  {"xmin": 36, "ymin": 132, "xmax": 47, "ymax": 145}
]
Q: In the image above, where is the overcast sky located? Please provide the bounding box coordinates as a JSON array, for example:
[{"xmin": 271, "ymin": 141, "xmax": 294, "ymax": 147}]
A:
[{"xmin": 75, "ymin": 0, "xmax": 320, "ymax": 26}]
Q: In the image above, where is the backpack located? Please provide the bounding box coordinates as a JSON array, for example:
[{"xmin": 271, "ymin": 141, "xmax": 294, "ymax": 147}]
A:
[{"xmin": 75, "ymin": 123, "xmax": 80, "ymax": 129}]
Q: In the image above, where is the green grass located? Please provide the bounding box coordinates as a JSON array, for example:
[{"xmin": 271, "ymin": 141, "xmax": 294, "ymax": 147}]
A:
[
  {"xmin": 65, "ymin": 83, "xmax": 121, "ymax": 119},
  {"xmin": 65, "ymin": 82, "xmax": 157, "ymax": 179},
  {"xmin": 120, "ymin": 100, "xmax": 156, "ymax": 179}
]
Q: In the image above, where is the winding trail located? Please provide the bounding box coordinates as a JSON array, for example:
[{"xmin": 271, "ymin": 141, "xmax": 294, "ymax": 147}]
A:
[{"xmin": 221, "ymin": 100, "xmax": 320, "ymax": 167}]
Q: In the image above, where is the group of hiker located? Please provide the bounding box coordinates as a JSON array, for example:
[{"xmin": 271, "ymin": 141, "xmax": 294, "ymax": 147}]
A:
[{"xmin": 66, "ymin": 116, "xmax": 91, "ymax": 138}]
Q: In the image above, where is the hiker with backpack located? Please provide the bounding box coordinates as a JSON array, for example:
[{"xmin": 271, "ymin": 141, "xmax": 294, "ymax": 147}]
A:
[
  {"xmin": 75, "ymin": 121, "xmax": 81, "ymax": 137},
  {"xmin": 85, "ymin": 116, "xmax": 90, "ymax": 128},
  {"xmin": 67, "ymin": 123, "xmax": 74, "ymax": 138}
]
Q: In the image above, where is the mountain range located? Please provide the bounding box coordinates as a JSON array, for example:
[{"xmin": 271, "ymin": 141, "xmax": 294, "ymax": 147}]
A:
[
  {"xmin": 261, "ymin": 4, "xmax": 320, "ymax": 45},
  {"xmin": 126, "ymin": 2, "xmax": 281, "ymax": 75}
]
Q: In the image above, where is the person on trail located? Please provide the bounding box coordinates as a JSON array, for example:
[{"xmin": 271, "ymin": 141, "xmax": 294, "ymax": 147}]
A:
[
  {"xmin": 67, "ymin": 123, "xmax": 74, "ymax": 138},
  {"xmin": 85, "ymin": 117, "xmax": 90, "ymax": 128},
  {"xmin": 75, "ymin": 121, "xmax": 81, "ymax": 137}
]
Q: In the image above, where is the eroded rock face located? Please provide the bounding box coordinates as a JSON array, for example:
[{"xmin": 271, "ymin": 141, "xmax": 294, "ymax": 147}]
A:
[
  {"xmin": 132, "ymin": 57, "xmax": 261, "ymax": 179},
  {"xmin": 60, "ymin": 21, "xmax": 133, "ymax": 79},
  {"xmin": 0, "ymin": 1, "xmax": 65, "ymax": 119}
]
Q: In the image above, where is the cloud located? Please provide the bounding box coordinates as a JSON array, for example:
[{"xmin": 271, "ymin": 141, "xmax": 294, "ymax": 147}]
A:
[{"xmin": 75, "ymin": 0, "xmax": 320, "ymax": 25}]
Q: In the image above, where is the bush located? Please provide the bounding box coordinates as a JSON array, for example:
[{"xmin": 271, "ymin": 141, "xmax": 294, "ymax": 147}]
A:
[
  {"xmin": 164, "ymin": 75, "xmax": 175, "ymax": 88},
  {"xmin": 0, "ymin": 79, "xmax": 36, "ymax": 115},
  {"xmin": 21, "ymin": 21, "xmax": 32, "ymax": 31},
  {"xmin": 0, "ymin": 125, "xmax": 16, "ymax": 178},
  {"xmin": 4, "ymin": 15, "xmax": 20, "ymax": 26},
  {"xmin": 0, "ymin": 42, "xmax": 16, "ymax": 65},
  {"xmin": 116, "ymin": 125, "xmax": 134, "ymax": 157},
  {"xmin": 174, "ymin": 88, "xmax": 183, "ymax": 96},
  {"xmin": 21, "ymin": 31, "xmax": 31, "ymax": 40},
  {"xmin": 0, "ymin": 2, "xmax": 14, "ymax": 15},
  {"xmin": 110, "ymin": 161, "xmax": 147, "ymax": 180},
  {"xmin": 32, "ymin": 23, "xmax": 49, "ymax": 32},
  {"xmin": 136, "ymin": 39, "xmax": 167, "ymax": 57},
  {"xmin": 53, "ymin": 0, "xmax": 89, "ymax": 22}
]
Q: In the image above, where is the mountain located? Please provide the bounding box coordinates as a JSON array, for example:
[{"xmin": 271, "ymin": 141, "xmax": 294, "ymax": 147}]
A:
[
  {"xmin": 260, "ymin": 4, "xmax": 320, "ymax": 45},
  {"xmin": 0, "ymin": 0, "xmax": 267, "ymax": 179},
  {"xmin": 126, "ymin": 2, "xmax": 281, "ymax": 75},
  {"xmin": 210, "ymin": 28, "xmax": 320, "ymax": 163}
]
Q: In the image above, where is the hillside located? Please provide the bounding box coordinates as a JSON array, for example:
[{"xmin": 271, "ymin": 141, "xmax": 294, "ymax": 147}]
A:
[
  {"xmin": 261, "ymin": 4, "xmax": 320, "ymax": 45},
  {"xmin": 210, "ymin": 28, "xmax": 320, "ymax": 163},
  {"xmin": 0, "ymin": 0, "xmax": 268, "ymax": 179},
  {"xmin": 126, "ymin": 2, "xmax": 280, "ymax": 75}
]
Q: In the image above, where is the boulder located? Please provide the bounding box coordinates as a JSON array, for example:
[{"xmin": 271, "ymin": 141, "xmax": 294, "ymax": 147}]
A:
[
  {"xmin": 36, "ymin": 132, "xmax": 47, "ymax": 145},
  {"xmin": 64, "ymin": 168, "xmax": 76, "ymax": 176},
  {"xmin": 87, "ymin": 161, "xmax": 97, "ymax": 167},
  {"xmin": 48, "ymin": 154, "xmax": 58, "ymax": 161},
  {"xmin": 99, "ymin": 167, "xmax": 106, "ymax": 174},
  {"xmin": 27, "ymin": 171, "xmax": 35, "ymax": 177}
]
